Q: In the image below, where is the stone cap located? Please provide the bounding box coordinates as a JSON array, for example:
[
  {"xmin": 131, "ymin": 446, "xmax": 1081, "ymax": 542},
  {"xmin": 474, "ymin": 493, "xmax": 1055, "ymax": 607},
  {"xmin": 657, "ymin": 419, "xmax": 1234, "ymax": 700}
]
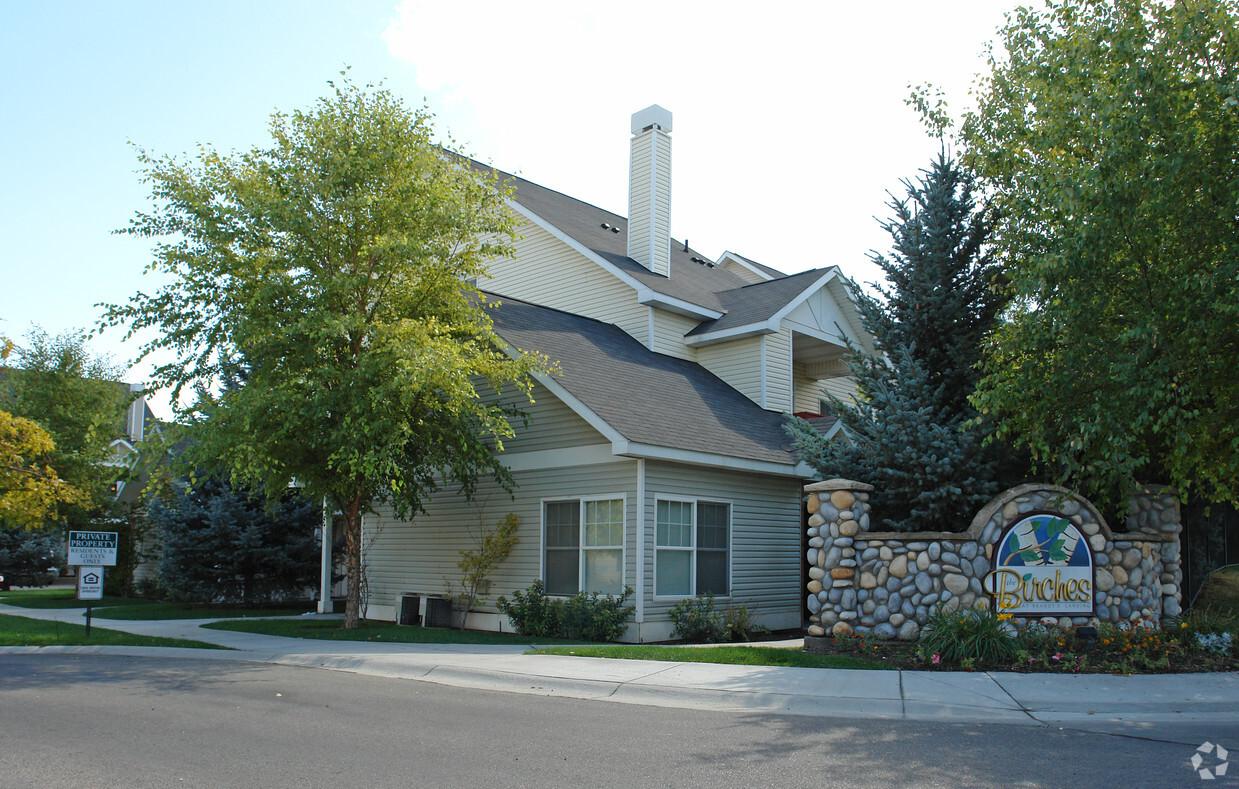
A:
[{"xmin": 804, "ymin": 479, "xmax": 874, "ymax": 494}]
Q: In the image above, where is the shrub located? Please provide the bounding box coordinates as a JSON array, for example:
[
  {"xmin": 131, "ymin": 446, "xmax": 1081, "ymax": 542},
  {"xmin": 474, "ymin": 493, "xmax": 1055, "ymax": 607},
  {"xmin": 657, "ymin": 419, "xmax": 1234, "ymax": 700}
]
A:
[
  {"xmin": 668, "ymin": 593, "xmax": 763, "ymax": 643},
  {"xmin": 559, "ymin": 588, "xmax": 635, "ymax": 642},
  {"xmin": 918, "ymin": 604, "xmax": 1020, "ymax": 666},
  {"xmin": 723, "ymin": 602, "xmax": 767, "ymax": 642},
  {"xmin": 668, "ymin": 594, "xmax": 725, "ymax": 642},
  {"xmin": 498, "ymin": 580, "xmax": 635, "ymax": 642}
]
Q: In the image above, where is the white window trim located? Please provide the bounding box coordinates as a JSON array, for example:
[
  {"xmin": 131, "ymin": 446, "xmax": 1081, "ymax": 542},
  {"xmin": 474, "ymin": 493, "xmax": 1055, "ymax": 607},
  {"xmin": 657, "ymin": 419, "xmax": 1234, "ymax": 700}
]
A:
[
  {"xmin": 652, "ymin": 495, "xmax": 733, "ymax": 600},
  {"xmin": 539, "ymin": 494, "xmax": 627, "ymax": 596}
]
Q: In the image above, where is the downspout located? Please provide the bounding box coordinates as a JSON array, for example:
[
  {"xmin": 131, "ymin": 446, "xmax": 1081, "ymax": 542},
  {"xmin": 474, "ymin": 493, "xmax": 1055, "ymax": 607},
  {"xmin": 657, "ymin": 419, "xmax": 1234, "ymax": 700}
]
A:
[{"xmin": 635, "ymin": 458, "xmax": 646, "ymax": 639}]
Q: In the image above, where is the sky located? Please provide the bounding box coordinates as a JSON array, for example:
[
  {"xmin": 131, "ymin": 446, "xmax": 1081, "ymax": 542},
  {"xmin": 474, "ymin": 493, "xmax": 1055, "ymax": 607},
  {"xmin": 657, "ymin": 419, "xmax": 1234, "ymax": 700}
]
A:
[{"xmin": 0, "ymin": 1, "xmax": 1024, "ymax": 412}]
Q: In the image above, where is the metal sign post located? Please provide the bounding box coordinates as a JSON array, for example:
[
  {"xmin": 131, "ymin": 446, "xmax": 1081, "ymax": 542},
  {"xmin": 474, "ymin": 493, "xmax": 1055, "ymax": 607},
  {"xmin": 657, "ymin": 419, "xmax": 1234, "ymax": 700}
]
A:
[
  {"xmin": 77, "ymin": 567, "xmax": 103, "ymax": 636},
  {"xmin": 67, "ymin": 532, "xmax": 116, "ymax": 639}
]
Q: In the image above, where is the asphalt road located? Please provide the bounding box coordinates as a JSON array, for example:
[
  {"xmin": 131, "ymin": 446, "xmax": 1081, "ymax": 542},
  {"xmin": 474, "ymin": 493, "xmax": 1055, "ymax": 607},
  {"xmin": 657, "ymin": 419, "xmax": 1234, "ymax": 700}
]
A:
[{"xmin": 1, "ymin": 654, "xmax": 1233, "ymax": 788}]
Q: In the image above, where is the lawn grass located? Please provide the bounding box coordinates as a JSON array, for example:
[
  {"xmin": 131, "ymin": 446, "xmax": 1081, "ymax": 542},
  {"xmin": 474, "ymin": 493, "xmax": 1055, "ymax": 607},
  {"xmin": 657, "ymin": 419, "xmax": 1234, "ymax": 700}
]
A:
[
  {"xmin": 91, "ymin": 602, "xmax": 312, "ymax": 620},
  {"xmin": 0, "ymin": 588, "xmax": 312, "ymax": 620},
  {"xmin": 205, "ymin": 617, "xmax": 592, "ymax": 645},
  {"xmin": 0, "ymin": 588, "xmax": 154, "ymax": 609},
  {"xmin": 1194, "ymin": 565, "xmax": 1239, "ymax": 614},
  {"xmin": 0, "ymin": 613, "xmax": 225, "ymax": 649},
  {"xmin": 532, "ymin": 644, "xmax": 895, "ymax": 670}
]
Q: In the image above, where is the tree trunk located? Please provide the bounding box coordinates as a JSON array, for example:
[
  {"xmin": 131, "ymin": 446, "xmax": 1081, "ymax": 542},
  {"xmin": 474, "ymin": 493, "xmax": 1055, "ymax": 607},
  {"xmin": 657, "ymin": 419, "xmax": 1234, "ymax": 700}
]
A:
[{"xmin": 342, "ymin": 497, "xmax": 363, "ymax": 629}]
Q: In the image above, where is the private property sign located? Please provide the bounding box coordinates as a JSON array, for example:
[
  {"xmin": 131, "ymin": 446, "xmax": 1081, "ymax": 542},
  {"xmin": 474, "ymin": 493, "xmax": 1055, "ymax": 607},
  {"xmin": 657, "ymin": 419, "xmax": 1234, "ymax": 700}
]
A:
[{"xmin": 67, "ymin": 531, "xmax": 118, "ymax": 567}]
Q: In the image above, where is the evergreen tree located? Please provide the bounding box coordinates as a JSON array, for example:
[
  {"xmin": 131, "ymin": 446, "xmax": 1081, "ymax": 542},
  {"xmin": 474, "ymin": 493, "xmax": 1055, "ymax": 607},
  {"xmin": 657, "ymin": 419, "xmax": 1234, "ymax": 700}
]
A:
[
  {"xmin": 0, "ymin": 527, "xmax": 64, "ymax": 587},
  {"xmin": 788, "ymin": 153, "xmax": 1015, "ymax": 532},
  {"xmin": 151, "ymin": 477, "xmax": 321, "ymax": 604}
]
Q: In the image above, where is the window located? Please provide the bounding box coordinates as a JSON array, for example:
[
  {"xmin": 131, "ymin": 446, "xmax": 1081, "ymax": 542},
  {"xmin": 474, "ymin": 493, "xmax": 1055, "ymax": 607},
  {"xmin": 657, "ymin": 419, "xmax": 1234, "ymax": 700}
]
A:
[
  {"xmin": 543, "ymin": 498, "xmax": 624, "ymax": 595},
  {"xmin": 655, "ymin": 499, "xmax": 730, "ymax": 596}
]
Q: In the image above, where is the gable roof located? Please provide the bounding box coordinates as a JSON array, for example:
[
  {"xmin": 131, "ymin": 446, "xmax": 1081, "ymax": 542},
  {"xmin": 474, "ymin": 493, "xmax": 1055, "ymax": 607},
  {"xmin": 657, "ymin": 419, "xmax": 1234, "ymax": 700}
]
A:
[
  {"xmin": 473, "ymin": 162, "xmax": 764, "ymax": 314},
  {"xmin": 718, "ymin": 251, "xmax": 787, "ymax": 281},
  {"xmin": 485, "ymin": 293, "xmax": 802, "ymax": 472},
  {"xmin": 686, "ymin": 267, "xmax": 837, "ymax": 338}
]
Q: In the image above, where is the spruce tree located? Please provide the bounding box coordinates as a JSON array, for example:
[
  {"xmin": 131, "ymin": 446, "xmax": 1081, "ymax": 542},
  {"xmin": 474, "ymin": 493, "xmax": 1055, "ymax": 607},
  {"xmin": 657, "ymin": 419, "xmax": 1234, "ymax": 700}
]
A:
[
  {"xmin": 788, "ymin": 153, "xmax": 1015, "ymax": 532},
  {"xmin": 152, "ymin": 477, "xmax": 321, "ymax": 604}
]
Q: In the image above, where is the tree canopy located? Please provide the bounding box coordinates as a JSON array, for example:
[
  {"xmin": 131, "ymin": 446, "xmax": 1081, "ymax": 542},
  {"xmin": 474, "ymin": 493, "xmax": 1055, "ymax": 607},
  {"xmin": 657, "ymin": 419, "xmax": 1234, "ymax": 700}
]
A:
[
  {"xmin": 102, "ymin": 78, "xmax": 548, "ymax": 627},
  {"xmin": 957, "ymin": 0, "xmax": 1239, "ymax": 507},
  {"xmin": 0, "ymin": 328, "xmax": 122, "ymax": 530},
  {"xmin": 788, "ymin": 154, "xmax": 1017, "ymax": 532}
]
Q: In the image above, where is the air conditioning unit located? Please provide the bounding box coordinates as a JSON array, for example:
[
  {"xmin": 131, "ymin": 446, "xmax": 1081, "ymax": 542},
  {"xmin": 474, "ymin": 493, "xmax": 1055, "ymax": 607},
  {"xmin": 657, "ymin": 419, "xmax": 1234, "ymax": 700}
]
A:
[
  {"xmin": 424, "ymin": 597, "xmax": 454, "ymax": 629},
  {"xmin": 398, "ymin": 594, "xmax": 421, "ymax": 626}
]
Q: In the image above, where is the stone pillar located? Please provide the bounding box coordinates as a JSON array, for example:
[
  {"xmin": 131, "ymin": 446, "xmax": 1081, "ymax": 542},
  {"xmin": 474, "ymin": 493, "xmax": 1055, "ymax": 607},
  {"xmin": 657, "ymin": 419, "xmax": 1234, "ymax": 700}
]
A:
[
  {"xmin": 804, "ymin": 479, "xmax": 873, "ymax": 637},
  {"xmin": 1127, "ymin": 486, "xmax": 1183, "ymax": 621}
]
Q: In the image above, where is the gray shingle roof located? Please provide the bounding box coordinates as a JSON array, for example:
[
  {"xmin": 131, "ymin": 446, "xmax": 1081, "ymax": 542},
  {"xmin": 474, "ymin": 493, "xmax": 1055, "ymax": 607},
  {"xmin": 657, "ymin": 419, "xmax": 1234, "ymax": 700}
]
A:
[
  {"xmin": 485, "ymin": 293, "xmax": 798, "ymax": 467},
  {"xmin": 471, "ymin": 162, "xmax": 766, "ymax": 313},
  {"xmin": 686, "ymin": 267, "xmax": 834, "ymax": 337}
]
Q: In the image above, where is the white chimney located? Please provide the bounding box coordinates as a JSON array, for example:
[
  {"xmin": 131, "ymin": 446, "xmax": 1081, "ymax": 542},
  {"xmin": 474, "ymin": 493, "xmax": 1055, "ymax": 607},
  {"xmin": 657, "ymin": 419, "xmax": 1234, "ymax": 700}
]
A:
[
  {"xmin": 627, "ymin": 104, "xmax": 672, "ymax": 277},
  {"xmin": 128, "ymin": 383, "xmax": 145, "ymax": 443}
]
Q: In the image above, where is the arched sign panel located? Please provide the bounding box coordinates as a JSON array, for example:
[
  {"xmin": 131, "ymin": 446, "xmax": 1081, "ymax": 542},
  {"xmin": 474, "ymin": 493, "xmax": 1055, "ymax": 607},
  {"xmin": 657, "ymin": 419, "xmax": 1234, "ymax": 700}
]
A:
[{"xmin": 983, "ymin": 512, "xmax": 1094, "ymax": 616}]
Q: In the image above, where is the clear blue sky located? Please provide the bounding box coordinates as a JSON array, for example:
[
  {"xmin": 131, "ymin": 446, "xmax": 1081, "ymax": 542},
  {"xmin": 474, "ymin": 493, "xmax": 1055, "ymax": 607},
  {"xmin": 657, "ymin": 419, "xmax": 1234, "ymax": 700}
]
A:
[{"xmin": 1, "ymin": 1, "xmax": 1022, "ymax": 412}]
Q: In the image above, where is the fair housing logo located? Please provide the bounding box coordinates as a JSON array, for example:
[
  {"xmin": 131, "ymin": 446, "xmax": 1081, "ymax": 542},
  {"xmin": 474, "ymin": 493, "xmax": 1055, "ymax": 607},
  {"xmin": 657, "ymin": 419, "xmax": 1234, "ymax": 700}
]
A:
[{"xmin": 1191, "ymin": 741, "xmax": 1229, "ymax": 780}]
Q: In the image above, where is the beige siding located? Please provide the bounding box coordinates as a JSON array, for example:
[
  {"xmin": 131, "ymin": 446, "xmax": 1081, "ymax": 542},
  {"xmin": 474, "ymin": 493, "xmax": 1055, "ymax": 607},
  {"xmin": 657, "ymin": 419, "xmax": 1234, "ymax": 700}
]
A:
[
  {"xmin": 792, "ymin": 366, "xmax": 858, "ymax": 413},
  {"xmin": 720, "ymin": 260, "xmax": 767, "ymax": 285},
  {"xmin": 821, "ymin": 375, "xmax": 858, "ymax": 405},
  {"xmin": 765, "ymin": 330, "xmax": 793, "ymax": 413},
  {"xmin": 480, "ymin": 219, "xmax": 648, "ymax": 345},
  {"xmin": 485, "ymin": 380, "xmax": 604, "ymax": 454},
  {"xmin": 362, "ymin": 460, "xmax": 639, "ymax": 623},
  {"xmin": 641, "ymin": 461, "xmax": 803, "ymax": 636},
  {"xmin": 648, "ymin": 308, "xmax": 699, "ymax": 360},
  {"xmin": 793, "ymin": 367, "xmax": 822, "ymax": 414},
  {"xmin": 697, "ymin": 335, "xmax": 763, "ymax": 406}
]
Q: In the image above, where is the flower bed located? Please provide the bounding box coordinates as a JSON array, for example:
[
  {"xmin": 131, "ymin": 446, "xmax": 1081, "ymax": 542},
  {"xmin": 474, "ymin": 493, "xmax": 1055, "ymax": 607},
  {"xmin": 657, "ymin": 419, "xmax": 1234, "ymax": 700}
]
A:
[{"xmin": 808, "ymin": 605, "xmax": 1238, "ymax": 674}]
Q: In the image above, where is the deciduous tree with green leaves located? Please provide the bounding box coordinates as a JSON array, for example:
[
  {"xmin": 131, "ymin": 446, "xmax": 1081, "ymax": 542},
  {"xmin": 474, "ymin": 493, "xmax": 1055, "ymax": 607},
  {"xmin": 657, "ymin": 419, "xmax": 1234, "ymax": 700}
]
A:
[
  {"xmin": 1, "ymin": 328, "xmax": 126, "ymax": 531},
  {"xmin": 102, "ymin": 78, "xmax": 548, "ymax": 628},
  {"xmin": 958, "ymin": 0, "xmax": 1239, "ymax": 508}
]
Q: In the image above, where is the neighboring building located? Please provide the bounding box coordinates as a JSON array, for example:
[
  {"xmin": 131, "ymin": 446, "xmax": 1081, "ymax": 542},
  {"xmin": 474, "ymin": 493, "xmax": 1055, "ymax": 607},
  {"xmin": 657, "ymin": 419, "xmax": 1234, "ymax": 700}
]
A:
[
  {"xmin": 344, "ymin": 106, "xmax": 874, "ymax": 640},
  {"xmin": 106, "ymin": 384, "xmax": 168, "ymax": 587}
]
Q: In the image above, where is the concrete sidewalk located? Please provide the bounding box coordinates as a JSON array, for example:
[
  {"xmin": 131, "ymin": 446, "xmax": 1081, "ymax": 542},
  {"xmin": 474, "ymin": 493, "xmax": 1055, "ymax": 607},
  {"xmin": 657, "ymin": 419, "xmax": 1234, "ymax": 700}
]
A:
[{"xmin": 3, "ymin": 602, "xmax": 1236, "ymax": 728}]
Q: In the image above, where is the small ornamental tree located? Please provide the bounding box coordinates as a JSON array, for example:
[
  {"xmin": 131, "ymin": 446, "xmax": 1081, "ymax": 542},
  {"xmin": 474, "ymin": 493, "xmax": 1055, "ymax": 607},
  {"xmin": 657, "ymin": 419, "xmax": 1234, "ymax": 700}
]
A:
[
  {"xmin": 787, "ymin": 154, "xmax": 1017, "ymax": 532},
  {"xmin": 452, "ymin": 511, "xmax": 519, "ymax": 627},
  {"xmin": 151, "ymin": 477, "xmax": 320, "ymax": 604},
  {"xmin": 102, "ymin": 78, "xmax": 549, "ymax": 627}
]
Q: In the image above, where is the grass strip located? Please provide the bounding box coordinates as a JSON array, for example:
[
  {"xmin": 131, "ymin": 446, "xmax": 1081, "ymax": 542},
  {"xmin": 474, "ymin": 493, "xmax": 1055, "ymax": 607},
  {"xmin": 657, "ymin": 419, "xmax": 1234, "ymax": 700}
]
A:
[
  {"xmin": 0, "ymin": 589, "xmax": 312, "ymax": 620},
  {"xmin": 0, "ymin": 613, "xmax": 225, "ymax": 649},
  {"xmin": 90, "ymin": 603, "xmax": 312, "ymax": 620},
  {"xmin": 532, "ymin": 644, "xmax": 896, "ymax": 670},
  {"xmin": 206, "ymin": 617, "xmax": 590, "ymax": 645},
  {"xmin": 0, "ymin": 588, "xmax": 154, "ymax": 609}
]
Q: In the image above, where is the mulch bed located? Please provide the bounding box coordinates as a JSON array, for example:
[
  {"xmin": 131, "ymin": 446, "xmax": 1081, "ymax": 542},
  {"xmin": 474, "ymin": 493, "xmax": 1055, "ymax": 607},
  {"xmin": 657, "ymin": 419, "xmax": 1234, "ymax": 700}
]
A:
[{"xmin": 805, "ymin": 633, "xmax": 1238, "ymax": 674}]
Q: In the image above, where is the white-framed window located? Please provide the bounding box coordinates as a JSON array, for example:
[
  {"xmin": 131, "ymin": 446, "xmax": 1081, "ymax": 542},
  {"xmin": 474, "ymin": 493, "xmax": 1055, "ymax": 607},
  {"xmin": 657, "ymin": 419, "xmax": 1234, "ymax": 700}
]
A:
[
  {"xmin": 543, "ymin": 497, "xmax": 624, "ymax": 595},
  {"xmin": 655, "ymin": 498, "xmax": 730, "ymax": 597}
]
